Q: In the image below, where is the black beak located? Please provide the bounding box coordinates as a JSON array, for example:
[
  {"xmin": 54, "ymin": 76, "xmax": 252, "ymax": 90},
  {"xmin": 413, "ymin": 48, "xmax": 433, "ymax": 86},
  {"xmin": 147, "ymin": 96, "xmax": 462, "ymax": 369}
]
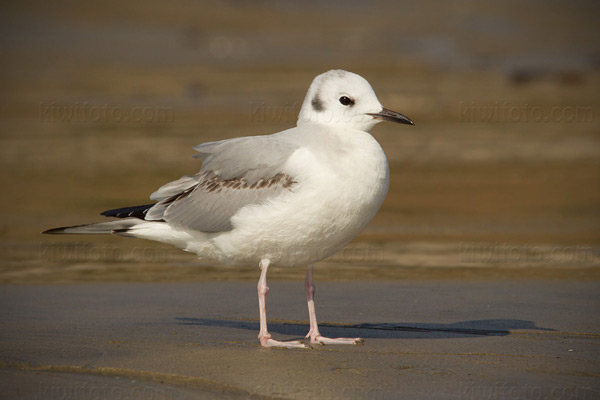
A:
[{"xmin": 367, "ymin": 108, "xmax": 414, "ymax": 126}]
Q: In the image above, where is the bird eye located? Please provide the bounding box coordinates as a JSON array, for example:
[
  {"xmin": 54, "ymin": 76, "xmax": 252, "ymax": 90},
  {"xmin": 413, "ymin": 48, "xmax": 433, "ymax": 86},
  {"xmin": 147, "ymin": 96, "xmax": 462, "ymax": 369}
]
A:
[{"xmin": 339, "ymin": 96, "xmax": 354, "ymax": 106}]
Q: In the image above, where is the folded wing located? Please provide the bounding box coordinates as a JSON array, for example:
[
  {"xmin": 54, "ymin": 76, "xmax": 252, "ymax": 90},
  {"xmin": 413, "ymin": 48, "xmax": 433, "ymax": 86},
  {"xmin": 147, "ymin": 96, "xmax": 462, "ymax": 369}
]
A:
[{"xmin": 145, "ymin": 134, "xmax": 299, "ymax": 233}]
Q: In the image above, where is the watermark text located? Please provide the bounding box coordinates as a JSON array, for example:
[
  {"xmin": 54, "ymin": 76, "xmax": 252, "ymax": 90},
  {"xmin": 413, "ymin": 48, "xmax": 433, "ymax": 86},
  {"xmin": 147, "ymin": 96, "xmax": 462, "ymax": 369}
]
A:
[
  {"xmin": 39, "ymin": 102, "xmax": 175, "ymax": 124},
  {"xmin": 460, "ymin": 101, "xmax": 593, "ymax": 123}
]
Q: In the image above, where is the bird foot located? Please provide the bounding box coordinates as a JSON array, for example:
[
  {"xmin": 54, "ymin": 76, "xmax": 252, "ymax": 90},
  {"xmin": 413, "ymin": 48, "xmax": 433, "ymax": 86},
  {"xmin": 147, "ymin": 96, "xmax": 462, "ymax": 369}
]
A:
[
  {"xmin": 306, "ymin": 332, "xmax": 364, "ymax": 345},
  {"xmin": 259, "ymin": 334, "xmax": 308, "ymax": 349}
]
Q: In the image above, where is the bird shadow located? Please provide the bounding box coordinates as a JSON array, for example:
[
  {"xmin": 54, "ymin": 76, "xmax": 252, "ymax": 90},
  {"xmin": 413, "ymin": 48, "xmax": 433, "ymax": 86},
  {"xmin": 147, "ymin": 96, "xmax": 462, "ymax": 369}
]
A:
[{"xmin": 175, "ymin": 317, "xmax": 554, "ymax": 340}]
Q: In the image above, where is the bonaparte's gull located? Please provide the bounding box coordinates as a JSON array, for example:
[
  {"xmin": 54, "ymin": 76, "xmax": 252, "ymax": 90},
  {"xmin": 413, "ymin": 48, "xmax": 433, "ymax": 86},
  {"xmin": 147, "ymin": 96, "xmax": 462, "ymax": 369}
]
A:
[{"xmin": 44, "ymin": 69, "xmax": 414, "ymax": 348}]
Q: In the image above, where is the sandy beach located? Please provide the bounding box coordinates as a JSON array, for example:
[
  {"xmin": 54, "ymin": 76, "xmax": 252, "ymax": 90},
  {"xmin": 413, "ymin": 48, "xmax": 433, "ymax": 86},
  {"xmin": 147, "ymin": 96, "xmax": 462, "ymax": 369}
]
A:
[
  {"xmin": 1, "ymin": 1, "xmax": 599, "ymax": 399},
  {"xmin": 2, "ymin": 281, "xmax": 599, "ymax": 399}
]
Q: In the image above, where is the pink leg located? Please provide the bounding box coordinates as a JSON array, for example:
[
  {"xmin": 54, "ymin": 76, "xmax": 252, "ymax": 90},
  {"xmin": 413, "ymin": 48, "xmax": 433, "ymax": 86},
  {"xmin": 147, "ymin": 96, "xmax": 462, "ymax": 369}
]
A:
[
  {"xmin": 305, "ymin": 265, "xmax": 363, "ymax": 345},
  {"xmin": 257, "ymin": 259, "xmax": 307, "ymax": 348}
]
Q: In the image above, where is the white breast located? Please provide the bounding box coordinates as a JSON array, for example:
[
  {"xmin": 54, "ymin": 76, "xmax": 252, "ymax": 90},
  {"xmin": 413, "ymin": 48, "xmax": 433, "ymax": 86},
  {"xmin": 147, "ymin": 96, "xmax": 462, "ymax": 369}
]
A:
[{"xmin": 207, "ymin": 128, "xmax": 389, "ymax": 267}]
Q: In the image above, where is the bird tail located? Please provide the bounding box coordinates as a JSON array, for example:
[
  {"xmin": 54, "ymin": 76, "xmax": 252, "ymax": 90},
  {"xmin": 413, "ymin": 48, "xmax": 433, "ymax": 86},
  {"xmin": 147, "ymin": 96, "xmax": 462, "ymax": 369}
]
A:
[
  {"xmin": 42, "ymin": 219, "xmax": 144, "ymax": 235},
  {"xmin": 42, "ymin": 219, "xmax": 194, "ymax": 251}
]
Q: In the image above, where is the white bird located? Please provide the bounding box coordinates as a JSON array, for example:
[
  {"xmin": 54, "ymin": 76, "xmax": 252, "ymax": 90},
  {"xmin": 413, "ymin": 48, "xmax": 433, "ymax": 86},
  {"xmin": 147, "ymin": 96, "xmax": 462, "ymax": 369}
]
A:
[{"xmin": 44, "ymin": 70, "xmax": 414, "ymax": 348}]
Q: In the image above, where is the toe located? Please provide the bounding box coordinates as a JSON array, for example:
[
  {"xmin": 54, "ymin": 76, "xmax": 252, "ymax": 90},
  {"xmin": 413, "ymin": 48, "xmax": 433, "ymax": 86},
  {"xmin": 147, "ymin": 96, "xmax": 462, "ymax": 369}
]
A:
[
  {"xmin": 261, "ymin": 338, "xmax": 308, "ymax": 349},
  {"xmin": 312, "ymin": 336, "xmax": 363, "ymax": 345}
]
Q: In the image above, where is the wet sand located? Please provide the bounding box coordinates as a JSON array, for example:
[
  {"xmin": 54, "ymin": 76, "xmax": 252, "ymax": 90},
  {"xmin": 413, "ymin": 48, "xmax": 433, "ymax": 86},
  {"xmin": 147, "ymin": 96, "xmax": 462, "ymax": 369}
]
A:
[
  {"xmin": 1, "ymin": 1, "xmax": 600, "ymax": 399},
  {"xmin": 4, "ymin": 160, "xmax": 600, "ymax": 285},
  {"xmin": 2, "ymin": 282, "xmax": 599, "ymax": 399}
]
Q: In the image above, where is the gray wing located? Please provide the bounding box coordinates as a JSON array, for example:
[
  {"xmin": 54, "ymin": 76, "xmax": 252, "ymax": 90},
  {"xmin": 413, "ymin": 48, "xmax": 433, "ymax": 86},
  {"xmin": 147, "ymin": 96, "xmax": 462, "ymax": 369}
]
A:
[{"xmin": 145, "ymin": 134, "xmax": 300, "ymax": 233}]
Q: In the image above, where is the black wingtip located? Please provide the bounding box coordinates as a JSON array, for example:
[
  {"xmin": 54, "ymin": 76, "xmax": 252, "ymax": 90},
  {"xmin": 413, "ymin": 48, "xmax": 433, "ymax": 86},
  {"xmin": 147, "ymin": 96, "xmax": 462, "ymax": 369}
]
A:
[
  {"xmin": 42, "ymin": 223, "xmax": 100, "ymax": 235},
  {"xmin": 101, "ymin": 204, "xmax": 155, "ymax": 219},
  {"xmin": 42, "ymin": 227, "xmax": 67, "ymax": 234}
]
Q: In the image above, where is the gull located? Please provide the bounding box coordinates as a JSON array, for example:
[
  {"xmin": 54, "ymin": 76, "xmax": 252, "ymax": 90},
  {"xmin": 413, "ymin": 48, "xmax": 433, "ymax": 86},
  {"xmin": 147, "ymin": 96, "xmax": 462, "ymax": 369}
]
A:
[{"xmin": 44, "ymin": 70, "xmax": 414, "ymax": 348}]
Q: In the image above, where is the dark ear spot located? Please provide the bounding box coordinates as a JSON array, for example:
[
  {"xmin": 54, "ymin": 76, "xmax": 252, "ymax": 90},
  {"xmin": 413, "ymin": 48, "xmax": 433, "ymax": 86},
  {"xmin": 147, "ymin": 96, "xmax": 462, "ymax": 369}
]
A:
[{"xmin": 311, "ymin": 95, "xmax": 324, "ymax": 112}]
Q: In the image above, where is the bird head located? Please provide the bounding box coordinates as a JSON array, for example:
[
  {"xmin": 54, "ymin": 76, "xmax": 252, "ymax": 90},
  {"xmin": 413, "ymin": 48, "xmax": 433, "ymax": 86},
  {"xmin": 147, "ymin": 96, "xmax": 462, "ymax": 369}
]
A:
[{"xmin": 297, "ymin": 69, "xmax": 414, "ymax": 131}]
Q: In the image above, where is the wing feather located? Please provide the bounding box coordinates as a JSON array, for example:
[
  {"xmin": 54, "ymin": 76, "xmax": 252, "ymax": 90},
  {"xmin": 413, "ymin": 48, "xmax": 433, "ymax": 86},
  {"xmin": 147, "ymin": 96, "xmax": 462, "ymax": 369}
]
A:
[{"xmin": 145, "ymin": 133, "xmax": 299, "ymax": 233}]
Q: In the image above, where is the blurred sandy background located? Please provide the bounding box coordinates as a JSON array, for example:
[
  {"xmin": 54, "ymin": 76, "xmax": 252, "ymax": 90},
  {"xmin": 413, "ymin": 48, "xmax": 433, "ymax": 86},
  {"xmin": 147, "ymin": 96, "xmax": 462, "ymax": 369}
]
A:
[{"xmin": 1, "ymin": 0, "xmax": 599, "ymax": 283}]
